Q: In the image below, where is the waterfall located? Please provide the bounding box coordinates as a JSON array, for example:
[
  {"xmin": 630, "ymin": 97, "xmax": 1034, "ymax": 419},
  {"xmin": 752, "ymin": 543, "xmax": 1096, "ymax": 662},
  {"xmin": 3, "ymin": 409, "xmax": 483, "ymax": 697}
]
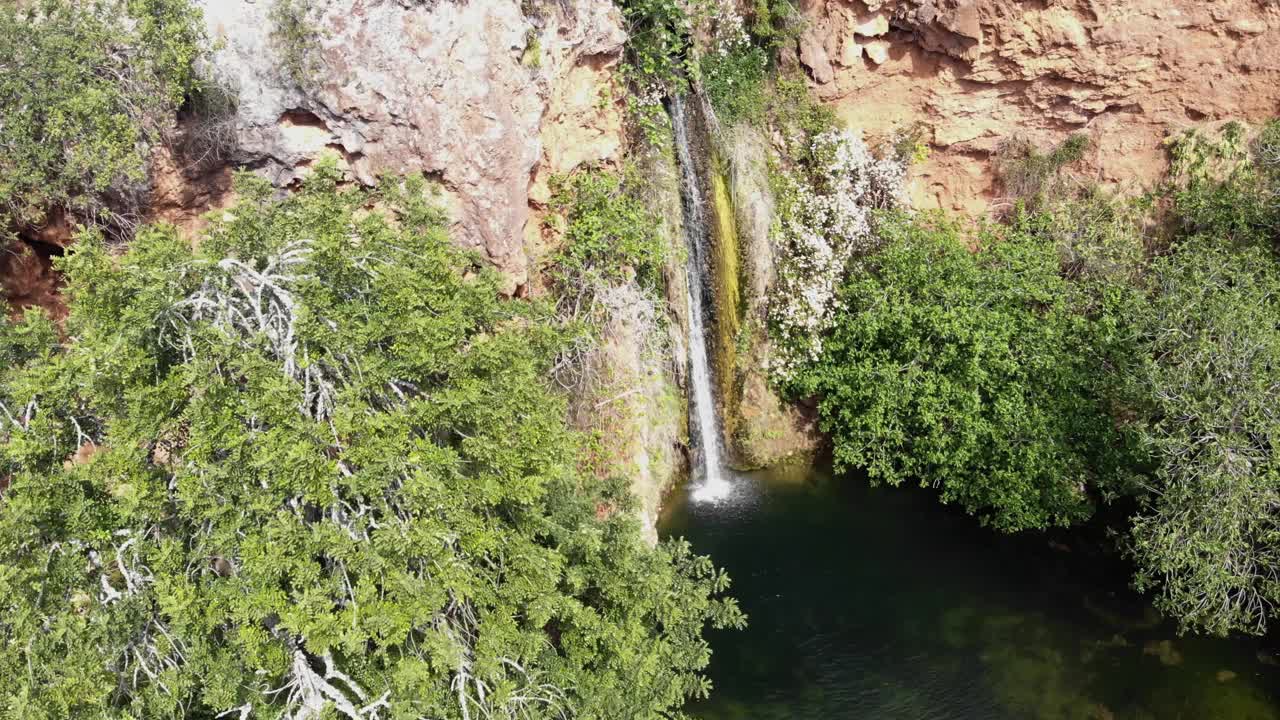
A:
[{"xmin": 671, "ymin": 95, "xmax": 731, "ymax": 503}]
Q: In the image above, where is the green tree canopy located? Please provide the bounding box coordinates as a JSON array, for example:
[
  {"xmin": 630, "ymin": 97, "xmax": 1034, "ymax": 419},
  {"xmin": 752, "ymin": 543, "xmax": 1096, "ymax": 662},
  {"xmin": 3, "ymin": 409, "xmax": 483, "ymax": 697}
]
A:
[
  {"xmin": 0, "ymin": 0, "xmax": 204, "ymax": 233},
  {"xmin": 788, "ymin": 214, "xmax": 1143, "ymax": 532},
  {"xmin": 1128, "ymin": 240, "xmax": 1280, "ymax": 637},
  {"xmin": 0, "ymin": 164, "xmax": 741, "ymax": 718},
  {"xmin": 1118, "ymin": 121, "xmax": 1280, "ymax": 636}
]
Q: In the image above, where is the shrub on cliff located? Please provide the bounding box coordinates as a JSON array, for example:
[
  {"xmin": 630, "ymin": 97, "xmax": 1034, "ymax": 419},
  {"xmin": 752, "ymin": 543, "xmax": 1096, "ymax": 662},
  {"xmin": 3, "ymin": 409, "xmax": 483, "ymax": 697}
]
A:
[
  {"xmin": 0, "ymin": 163, "xmax": 742, "ymax": 718},
  {"xmin": 787, "ymin": 214, "xmax": 1145, "ymax": 532},
  {"xmin": 0, "ymin": 0, "xmax": 204, "ymax": 235},
  {"xmin": 549, "ymin": 168, "xmax": 668, "ymax": 296},
  {"xmin": 269, "ymin": 0, "xmax": 324, "ymax": 88},
  {"xmin": 699, "ymin": 14, "xmax": 768, "ymax": 126},
  {"xmin": 1128, "ymin": 239, "xmax": 1280, "ymax": 636},
  {"xmin": 1164, "ymin": 120, "xmax": 1280, "ymax": 250},
  {"xmin": 614, "ymin": 0, "xmax": 698, "ymax": 140},
  {"xmin": 544, "ymin": 166, "xmax": 671, "ymax": 410},
  {"xmin": 993, "ymin": 134, "xmax": 1091, "ymax": 211}
]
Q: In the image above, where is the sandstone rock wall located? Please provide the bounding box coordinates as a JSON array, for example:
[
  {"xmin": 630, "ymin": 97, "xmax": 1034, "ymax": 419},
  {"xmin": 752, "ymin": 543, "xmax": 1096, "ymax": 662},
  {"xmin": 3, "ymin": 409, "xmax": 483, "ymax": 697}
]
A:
[
  {"xmin": 797, "ymin": 0, "xmax": 1280, "ymax": 214},
  {"xmin": 194, "ymin": 0, "xmax": 626, "ymax": 293}
]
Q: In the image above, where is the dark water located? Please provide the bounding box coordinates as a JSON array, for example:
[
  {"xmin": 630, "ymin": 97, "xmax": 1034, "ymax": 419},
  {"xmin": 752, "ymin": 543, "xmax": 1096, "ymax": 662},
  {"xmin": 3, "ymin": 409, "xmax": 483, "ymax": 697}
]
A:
[{"xmin": 660, "ymin": 462, "xmax": 1280, "ymax": 720}]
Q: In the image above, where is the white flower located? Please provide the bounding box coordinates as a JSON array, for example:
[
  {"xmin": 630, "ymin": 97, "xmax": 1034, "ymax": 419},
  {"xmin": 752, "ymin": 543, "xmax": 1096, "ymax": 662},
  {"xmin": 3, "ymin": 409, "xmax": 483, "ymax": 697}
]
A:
[{"xmin": 768, "ymin": 130, "xmax": 909, "ymax": 381}]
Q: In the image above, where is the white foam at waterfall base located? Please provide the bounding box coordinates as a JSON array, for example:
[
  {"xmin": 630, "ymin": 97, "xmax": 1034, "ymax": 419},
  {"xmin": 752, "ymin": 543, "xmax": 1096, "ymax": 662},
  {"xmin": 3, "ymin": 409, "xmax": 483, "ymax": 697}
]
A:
[
  {"xmin": 691, "ymin": 470, "xmax": 732, "ymax": 503},
  {"xmin": 671, "ymin": 95, "xmax": 732, "ymax": 504}
]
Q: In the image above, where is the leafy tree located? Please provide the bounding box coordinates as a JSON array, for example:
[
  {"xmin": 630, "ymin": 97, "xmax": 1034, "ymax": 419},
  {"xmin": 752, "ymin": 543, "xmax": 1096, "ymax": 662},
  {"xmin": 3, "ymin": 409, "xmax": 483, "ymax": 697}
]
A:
[
  {"xmin": 0, "ymin": 163, "xmax": 742, "ymax": 718},
  {"xmin": 788, "ymin": 214, "xmax": 1143, "ymax": 532},
  {"xmin": 1128, "ymin": 239, "xmax": 1280, "ymax": 637},
  {"xmin": 549, "ymin": 168, "xmax": 668, "ymax": 294},
  {"xmin": 0, "ymin": 0, "xmax": 204, "ymax": 234},
  {"xmin": 1114, "ymin": 122, "xmax": 1280, "ymax": 636}
]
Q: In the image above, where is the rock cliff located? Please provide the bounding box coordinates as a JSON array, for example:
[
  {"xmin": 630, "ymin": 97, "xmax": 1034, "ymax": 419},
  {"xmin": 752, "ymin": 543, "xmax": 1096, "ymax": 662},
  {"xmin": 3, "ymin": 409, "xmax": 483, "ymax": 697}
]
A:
[
  {"xmin": 797, "ymin": 0, "xmax": 1280, "ymax": 213},
  {"xmin": 192, "ymin": 0, "xmax": 626, "ymax": 293},
  {"xmin": 10, "ymin": 0, "xmax": 1280, "ymax": 507}
]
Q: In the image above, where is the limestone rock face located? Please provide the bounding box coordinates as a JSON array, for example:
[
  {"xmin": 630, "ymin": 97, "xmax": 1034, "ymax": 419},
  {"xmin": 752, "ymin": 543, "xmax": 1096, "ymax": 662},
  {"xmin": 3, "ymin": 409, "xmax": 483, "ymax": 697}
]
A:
[
  {"xmin": 797, "ymin": 0, "xmax": 1280, "ymax": 214},
  {"xmin": 197, "ymin": 0, "xmax": 626, "ymax": 292}
]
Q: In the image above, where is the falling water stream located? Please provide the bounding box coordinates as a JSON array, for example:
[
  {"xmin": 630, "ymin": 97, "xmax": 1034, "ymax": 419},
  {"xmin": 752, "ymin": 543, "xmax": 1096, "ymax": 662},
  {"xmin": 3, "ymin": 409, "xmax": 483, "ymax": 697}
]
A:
[{"xmin": 671, "ymin": 95, "xmax": 730, "ymax": 503}]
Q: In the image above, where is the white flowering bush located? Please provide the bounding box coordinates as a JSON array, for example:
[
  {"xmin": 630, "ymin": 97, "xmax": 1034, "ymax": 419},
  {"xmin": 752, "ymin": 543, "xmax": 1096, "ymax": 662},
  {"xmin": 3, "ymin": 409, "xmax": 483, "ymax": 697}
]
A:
[
  {"xmin": 769, "ymin": 130, "xmax": 908, "ymax": 382},
  {"xmin": 699, "ymin": 7, "xmax": 768, "ymax": 125}
]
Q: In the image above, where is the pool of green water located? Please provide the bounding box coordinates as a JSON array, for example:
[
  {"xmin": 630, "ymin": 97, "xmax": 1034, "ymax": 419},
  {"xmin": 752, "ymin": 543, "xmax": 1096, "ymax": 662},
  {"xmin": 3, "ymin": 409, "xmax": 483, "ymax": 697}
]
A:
[{"xmin": 659, "ymin": 461, "xmax": 1280, "ymax": 720}]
